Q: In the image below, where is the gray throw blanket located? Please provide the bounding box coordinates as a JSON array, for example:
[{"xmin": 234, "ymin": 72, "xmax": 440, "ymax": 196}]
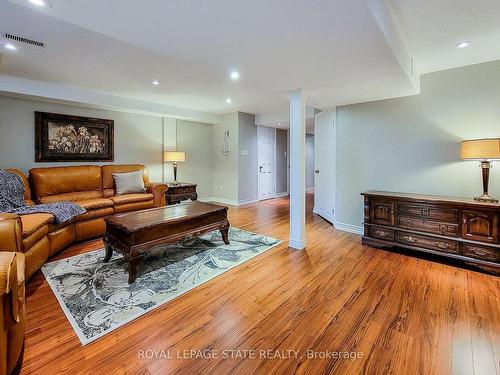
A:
[{"xmin": 0, "ymin": 170, "xmax": 86, "ymax": 224}]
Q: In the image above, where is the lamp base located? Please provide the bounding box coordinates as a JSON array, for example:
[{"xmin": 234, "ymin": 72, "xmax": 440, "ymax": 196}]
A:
[{"xmin": 474, "ymin": 194, "xmax": 498, "ymax": 203}]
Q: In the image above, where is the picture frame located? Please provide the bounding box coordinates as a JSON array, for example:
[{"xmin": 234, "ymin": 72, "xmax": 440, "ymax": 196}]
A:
[{"xmin": 35, "ymin": 111, "xmax": 114, "ymax": 162}]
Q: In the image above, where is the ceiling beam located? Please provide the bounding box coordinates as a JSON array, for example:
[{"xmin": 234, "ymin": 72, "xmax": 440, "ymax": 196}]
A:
[
  {"xmin": 0, "ymin": 75, "xmax": 221, "ymax": 124},
  {"xmin": 367, "ymin": 0, "xmax": 420, "ymax": 93}
]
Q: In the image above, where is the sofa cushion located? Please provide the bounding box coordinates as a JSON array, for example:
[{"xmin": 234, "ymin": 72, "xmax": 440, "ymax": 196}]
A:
[
  {"xmin": 74, "ymin": 198, "xmax": 114, "ymax": 210},
  {"xmin": 22, "ymin": 225, "xmax": 49, "ymax": 250},
  {"xmin": 114, "ymin": 200, "xmax": 155, "ymax": 213},
  {"xmin": 113, "ymin": 171, "xmax": 146, "ymax": 195},
  {"xmin": 110, "ymin": 193, "xmax": 154, "ymax": 205},
  {"xmin": 40, "ymin": 191, "xmax": 103, "ymax": 204},
  {"xmin": 74, "ymin": 207, "xmax": 114, "ymax": 222},
  {"xmin": 29, "ymin": 166, "xmax": 102, "ymax": 203},
  {"xmin": 20, "ymin": 214, "xmax": 53, "ymax": 237}
]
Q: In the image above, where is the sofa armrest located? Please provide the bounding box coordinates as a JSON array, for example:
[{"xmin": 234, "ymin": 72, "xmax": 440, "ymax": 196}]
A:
[
  {"xmin": 0, "ymin": 214, "xmax": 23, "ymax": 253},
  {"xmin": 145, "ymin": 182, "xmax": 168, "ymax": 207},
  {"xmin": 0, "ymin": 252, "xmax": 25, "ymax": 375},
  {"xmin": 0, "ymin": 252, "xmax": 25, "ymax": 321}
]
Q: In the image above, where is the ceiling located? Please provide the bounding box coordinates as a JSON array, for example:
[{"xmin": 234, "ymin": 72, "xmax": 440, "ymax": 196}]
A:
[
  {"xmin": 386, "ymin": 0, "xmax": 500, "ymax": 73},
  {"xmin": 0, "ymin": 0, "xmax": 499, "ymax": 122}
]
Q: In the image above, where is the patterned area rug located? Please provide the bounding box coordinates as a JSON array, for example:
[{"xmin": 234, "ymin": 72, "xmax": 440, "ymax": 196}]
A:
[{"xmin": 42, "ymin": 227, "xmax": 281, "ymax": 345}]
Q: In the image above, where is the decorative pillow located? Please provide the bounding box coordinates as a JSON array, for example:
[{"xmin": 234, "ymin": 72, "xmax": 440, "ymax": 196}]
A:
[{"xmin": 113, "ymin": 171, "xmax": 146, "ymax": 195}]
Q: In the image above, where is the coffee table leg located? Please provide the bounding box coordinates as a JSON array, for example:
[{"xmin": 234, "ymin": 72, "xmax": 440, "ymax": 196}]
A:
[
  {"xmin": 220, "ymin": 228, "xmax": 230, "ymax": 245},
  {"xmin": 128, "ymin": 257, "xmax": 139, "ymax": 284},
  {"xmin": 103, "ymin": 236, "xmax": 113, "ymax": 263}
]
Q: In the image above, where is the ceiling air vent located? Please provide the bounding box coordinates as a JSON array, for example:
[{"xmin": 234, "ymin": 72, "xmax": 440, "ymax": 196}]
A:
[{"xmin": 4, "ymin": 33, "xmax": 45, "ymax": 47}]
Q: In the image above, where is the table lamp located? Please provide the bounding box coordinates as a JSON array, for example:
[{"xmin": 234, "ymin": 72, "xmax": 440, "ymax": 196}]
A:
[
  {"xmin": 164, "ymin": 151, "xmax": 186, "ymax": 185},
  {"xmin": 461, "ymin": 138, "xmax": 500, "ymax": 202}
]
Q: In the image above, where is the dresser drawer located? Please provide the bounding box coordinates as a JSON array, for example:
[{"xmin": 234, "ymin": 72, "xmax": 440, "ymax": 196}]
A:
[
  {"xmin": 461, "ymin": 210, "xmax": 498, "ymax": 243},
  {"xmin": 397, "ymin": 216, "xmax": 459, "ymax": 237},
  {"xmin": 370, "ymin": 199, "xmax": 395, "ymax": 226},
  {"xmin": 170, "ymin": 186, "xmax": 196, "ymax": 194},
  {"xmin": 397, "ymin": 202, "xmax": 459, "ymax": 223},
  {"xmin": 396, "ymin": 232, "xmax": 459, "ymax": 254},
  {"xmin": 463, "ymin": 244, "xmax": 499, "ymax": 263},
  {"xmin": 369, "ymin": 226, "xmax": 394, "ymax": 241}
]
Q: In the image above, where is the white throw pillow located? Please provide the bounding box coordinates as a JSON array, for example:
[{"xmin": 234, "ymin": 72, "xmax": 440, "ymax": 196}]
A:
[{"xmin": 113, "ymin": 171, "xmax": 146, "ymax": 195}]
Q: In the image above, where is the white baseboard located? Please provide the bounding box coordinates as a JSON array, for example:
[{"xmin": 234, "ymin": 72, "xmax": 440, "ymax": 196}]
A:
[
  {"xmin": 306, "ymin": 187, "xmax": 314, "ymax": 192},
  {"xmin": 198, "ymin": 197, "xmax": 258, "ymax": 207},
  {"xmin": 333, "ymin": 221, "xmax": 364, "ymax": 235},
  {"xmin": 313, "ymin": 207, "xmax": 334, "ymax": 224},
  {"xmin": 288, "ymin": 239, "xmax": 306, "ymax": 250},
  {"xmin": 237, "ymin": 198, "xmax": 259, "ymax": 206},
  {"xmin": 198, "ymin": 197, "xmax": 238, "ymax": 206},
  {"xmin": 275, "ymin": 191, "xmax": 289, "ymax": 198}
]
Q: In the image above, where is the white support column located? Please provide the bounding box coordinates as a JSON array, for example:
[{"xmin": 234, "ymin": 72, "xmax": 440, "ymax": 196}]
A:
[{"xmin": 288, "ymin": 89, "xmax": 307, "ymax": 250}]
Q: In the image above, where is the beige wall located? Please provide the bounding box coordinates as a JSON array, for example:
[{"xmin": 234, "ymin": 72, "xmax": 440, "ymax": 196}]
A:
[
  {"xmin": 306, "ymin": 134, "xmax": 315, "ymax": 189},
  {"xmin": 336, "ymin": 60, "xmax": 500, "ymax": 228},
  {"xmin": 176, "ymin": 120, "xmax": 213, "ymax": 198},
  {"xmin": 276, "ymin": 129, "xmax": 288, "ymax": 194},
  {"xmin": 211, "ymin": 112, "xmax": 239, "ymax": 201},
  {"xmin": 0, "ymin": 95, "xmax": 164, "ymax": 181},
  {"xmin": 238, "ymin": 112, "xmax": 258, "ymax": 202},
  {"xmin": 0, "ymin": 96, "xmax": 260, "ymax": 203}
]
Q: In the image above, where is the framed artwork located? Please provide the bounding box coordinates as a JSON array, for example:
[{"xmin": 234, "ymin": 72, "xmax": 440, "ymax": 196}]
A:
[{"xmin": 35, "ymin": 111, "xmax": 114, "ymax": 162}]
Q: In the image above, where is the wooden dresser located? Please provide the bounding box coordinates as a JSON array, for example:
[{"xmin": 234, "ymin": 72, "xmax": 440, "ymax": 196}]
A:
[{"xmin": 362, "ymin": 191, "xmax": 500, "ymax": 273}]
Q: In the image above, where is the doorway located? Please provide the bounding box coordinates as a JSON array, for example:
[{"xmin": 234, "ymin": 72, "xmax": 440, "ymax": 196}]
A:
[
  {"xmin": 258, "ymin": 126, "xmax": 276, "ymax": 200},
  {"xmin": 313, "ymin": 110, "xmax": 335, "ymax": 223}
]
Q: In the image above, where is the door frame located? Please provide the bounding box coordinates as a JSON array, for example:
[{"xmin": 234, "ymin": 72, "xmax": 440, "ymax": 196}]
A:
[
  {"xmin": 313, "ymin": 108, "xmax": 335, "ymax": 223},
  {"xmin": 257, "ymin": 125, "xmax": 277, "ymax": 201}
]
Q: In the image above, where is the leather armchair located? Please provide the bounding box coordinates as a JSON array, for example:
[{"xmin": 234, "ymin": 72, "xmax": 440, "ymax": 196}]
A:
[{"xmin": 0, "ymin": 252, "xmax": 26, "ymax": 375}]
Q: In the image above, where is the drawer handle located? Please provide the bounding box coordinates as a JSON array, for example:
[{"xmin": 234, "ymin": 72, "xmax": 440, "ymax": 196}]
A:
[
  {"xmin": 435, "ymin": 241, "xmax": 450, "ymax": 250},
  {"xmin": 401, "ymin": 235, "xmax": 417, "ymax": 243},
  {"xmin": 374, "ymin": 230, "xmax": 389, "ymax": 238},
  {"xmin": 470, "ymin": 248, "xmax": 489, "ymax": 257}
]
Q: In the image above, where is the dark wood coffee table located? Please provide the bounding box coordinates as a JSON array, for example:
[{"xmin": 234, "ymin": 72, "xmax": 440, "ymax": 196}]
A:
[{"xmin": 103, "ymin": 201, "xmax": 230, "ymax": 283}]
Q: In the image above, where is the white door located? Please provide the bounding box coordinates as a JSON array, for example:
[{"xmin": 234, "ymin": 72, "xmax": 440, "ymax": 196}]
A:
[
  {"xmin": 258, "ymin": 126, "xmax": 276, "ymax": 200},
  {"xmin": 314, "ymin": 110, "xmax": 335, "ymax": 223}
]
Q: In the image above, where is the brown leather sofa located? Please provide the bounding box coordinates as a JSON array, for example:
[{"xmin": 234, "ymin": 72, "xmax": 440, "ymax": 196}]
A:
[
  {"xmin": 0, "ymin": 164, "xmax": 167, "ymax": 280},
  {"xmin": 0, "ymin": 164, "xmax": 166, "ymax": 374},
  {"xmin": 0, "ymin": 252, "xmax": 25, "ymax": 375}
]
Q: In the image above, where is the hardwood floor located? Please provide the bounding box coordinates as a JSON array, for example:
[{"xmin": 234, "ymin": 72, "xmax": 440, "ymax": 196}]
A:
[{"xmin": 21, "ymin": 193, "xmax": 499, "ymax": 375}]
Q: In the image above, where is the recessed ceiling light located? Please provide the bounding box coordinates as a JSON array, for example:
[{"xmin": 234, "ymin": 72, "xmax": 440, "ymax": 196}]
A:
[
  {"xmin": 456, "ymin": 41, "xmax": 471, "ymax": 49},
  {"xmin": 230, "ymin": 71, "xmax": 240, "ymax": 80},
  {"xmin": 29, "ymin": 0, "xmax": 52, "ymax": 7},
  {"xmin": 4, "ymin": 43, "xmax": 17, "ymax": 51},
  {"xmin": 226, "ymin": 98, "xmax": 232, "ymax": 104},
  {"xmin": 278, "ymin": 122, "xmax": 282, "ymax": 126},
  {"xmin": 151, "ymin": 80, "xmax": 160, "ymax": 86}
]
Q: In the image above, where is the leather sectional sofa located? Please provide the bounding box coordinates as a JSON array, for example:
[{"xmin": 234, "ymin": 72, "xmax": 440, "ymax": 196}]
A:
[
  {"xmin": 0, "ymin": 164, "xmax": 168, "ymax": 280},
  {"xmin": 0, "ymin": 164, "xmax": 167, "ymax": 374}
]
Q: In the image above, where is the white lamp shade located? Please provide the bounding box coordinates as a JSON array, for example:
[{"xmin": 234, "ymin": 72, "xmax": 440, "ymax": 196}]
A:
[
  {"xmin": 164, "ymin": 151, "xmax": 186, "ymax": 162},
  {"xmin": 461, "ymin": 138, "xmax": 500, "ymax": 160}
]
